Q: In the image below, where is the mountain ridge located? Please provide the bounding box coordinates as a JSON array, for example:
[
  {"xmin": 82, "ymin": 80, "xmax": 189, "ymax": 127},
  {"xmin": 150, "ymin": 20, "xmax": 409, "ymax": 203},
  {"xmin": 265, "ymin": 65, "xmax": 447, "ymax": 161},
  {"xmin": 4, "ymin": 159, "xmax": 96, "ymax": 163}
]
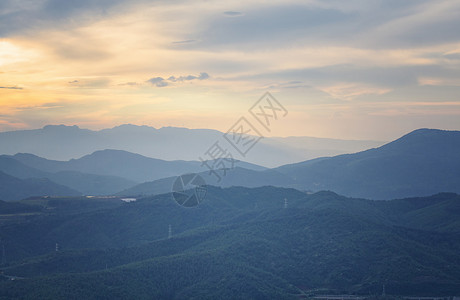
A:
[
  {"xmin": 0, "ymin": 124, "xmax": 384, "ymax": 167},
  {"xmin": 122, "ymin": 128, "xmax": 460, "ymax": 200},
  {"xmin": 0, "ymin": 171, "xmax": 81, "ymax": 201}
]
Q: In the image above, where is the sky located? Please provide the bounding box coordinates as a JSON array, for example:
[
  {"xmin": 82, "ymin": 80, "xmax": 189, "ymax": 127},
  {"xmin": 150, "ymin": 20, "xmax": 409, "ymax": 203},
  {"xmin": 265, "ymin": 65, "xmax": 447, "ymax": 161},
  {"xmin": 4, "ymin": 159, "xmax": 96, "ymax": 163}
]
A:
[{"xmin": 1, "ymin": 0, "xmax": 460, "ymax": 140}]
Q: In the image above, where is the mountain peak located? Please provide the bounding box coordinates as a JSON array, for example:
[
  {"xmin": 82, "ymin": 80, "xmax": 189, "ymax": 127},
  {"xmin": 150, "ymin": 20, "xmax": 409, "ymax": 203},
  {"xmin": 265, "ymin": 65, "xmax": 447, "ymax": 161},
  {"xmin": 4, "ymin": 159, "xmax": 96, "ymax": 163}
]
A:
[
  {"xmin": 78, "ymin": 149, "xmax": 149, "ymax": 160},
  {"xmin": 43, "ymin": 124, "xmax": 80, "ymax": 130},
  {"xmin": 109, "ymin": 124, "xmax": 156, "ymax": 131},
  {"xmin": 387, "ymin": 128, "xmax": 460, "ymax": 150},
  {"xmin": 404, "ymin": 128, "xmax": 453, "ymax": 136}
]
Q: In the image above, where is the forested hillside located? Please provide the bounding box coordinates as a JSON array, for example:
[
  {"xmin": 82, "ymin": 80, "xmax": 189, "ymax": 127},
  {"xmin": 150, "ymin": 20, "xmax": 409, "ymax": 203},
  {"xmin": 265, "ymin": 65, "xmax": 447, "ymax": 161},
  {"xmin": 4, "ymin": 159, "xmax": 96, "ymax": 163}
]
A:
[{"xmin": 1, "ymin": 187, "xmax": 459, "ymax": 298}]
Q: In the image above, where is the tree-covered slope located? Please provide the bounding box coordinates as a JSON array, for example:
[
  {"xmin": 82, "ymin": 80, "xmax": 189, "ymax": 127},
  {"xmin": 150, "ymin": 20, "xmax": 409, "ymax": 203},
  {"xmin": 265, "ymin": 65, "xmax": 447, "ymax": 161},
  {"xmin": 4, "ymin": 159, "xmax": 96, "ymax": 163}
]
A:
[
  {"xmin": 0, "ymin": 187, "xmax": 460, "ymax": 298},
  {"xmin": 0, "ymin": 155, "xmax": 136, "ymax": 196},
  {"xmin": 0, "ymin": 171, "xmax": 81, "ymax": 201}
]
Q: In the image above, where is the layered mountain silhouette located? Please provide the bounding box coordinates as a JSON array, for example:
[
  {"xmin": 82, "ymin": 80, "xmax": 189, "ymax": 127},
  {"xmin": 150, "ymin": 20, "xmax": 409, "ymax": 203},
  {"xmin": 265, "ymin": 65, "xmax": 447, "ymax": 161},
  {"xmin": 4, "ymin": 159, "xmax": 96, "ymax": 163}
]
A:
[
  {"xmin": 1, "ymin": 128, "xmax": 459, "ymax": 200},
  {"xmin": 0, "ymin": 155, "xmax": 135, "ymax": 197},
  {"xmin": 1, "ymin": 127, "xmax": 460, "ymax": 297},
  {"xmin": 117, "ymin": 167, "xmax": 293, "ymax": 197},
  {"xmin": 122, "ymin": 129, "xmax": 460, "ymax": 200},
  {"xmin": 0, "ymin": 171, "xmax": 80, "ymax": 201},
  {"xmin": 11, "ymin": 149, "xmax": 265, "ymax": 182},
  {"xmin": 0, "ymin": 150, "xmax": 266, "ymax": 199},
  {"xmin": 0, "ymin": 124, "xmax": 383, "ymax": 167},
  {"xmin": 276, "ymin": 128, "xmax": 460, "ymax": 199}
]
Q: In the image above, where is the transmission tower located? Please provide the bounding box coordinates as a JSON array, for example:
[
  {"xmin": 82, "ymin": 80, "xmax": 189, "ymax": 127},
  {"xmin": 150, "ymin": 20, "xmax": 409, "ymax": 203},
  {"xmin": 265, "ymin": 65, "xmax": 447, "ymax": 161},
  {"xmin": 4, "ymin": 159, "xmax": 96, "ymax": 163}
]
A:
[{"xmin": 1, "ymin": 244, "xmax": 5, "ymax": 265}]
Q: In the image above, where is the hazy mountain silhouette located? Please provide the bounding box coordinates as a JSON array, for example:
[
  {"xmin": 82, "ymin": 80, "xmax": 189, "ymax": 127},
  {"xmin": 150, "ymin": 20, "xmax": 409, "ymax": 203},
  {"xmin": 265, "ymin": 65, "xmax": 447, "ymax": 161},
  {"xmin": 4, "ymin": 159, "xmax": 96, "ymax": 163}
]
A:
[
  {"xmin": 11, "ymin": 150, "xmax": 265, "ymax": 183},
  {"xmin": 0, "ymin": 124, "xmax": 384, "ymax": 167},
  {"xmin": 0, "ymin": 171, "xmax": 80, "ymax": 201},
  {"xmin": 2, "ymin": 128, "xmax": 459, "ymax": 200},
  {"xmin": 121, "ymin": 129, "xmax": 460, "ymax": 200},
  {"xmin": 0, "ymin": 155, "xmax": 138, "ymax": 196},
  {"xmin": 118, "ymin": 167, "xmax": 293, "ymax": 196},
  {"xmin": 276, "ymin": 128, "xmax": 460, "ymax": 199}
]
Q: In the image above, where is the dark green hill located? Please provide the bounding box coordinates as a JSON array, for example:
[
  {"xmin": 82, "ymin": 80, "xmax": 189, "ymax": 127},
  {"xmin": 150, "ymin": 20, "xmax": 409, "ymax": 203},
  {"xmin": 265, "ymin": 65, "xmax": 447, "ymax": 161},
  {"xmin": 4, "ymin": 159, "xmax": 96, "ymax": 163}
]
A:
[
  {"xmin": 0, "ymin": 171, "xmax": 81, "ymax": 201},
  {"xmin": 0, "ymin": 155, "xmax": 136, "ymax": 196},
  {"xmin": 118, "ymin": 167, "xmax": 293, "ymax": 196},
  {"xmin": 0, "ymin": 186, "xmax": 460, "ymax": 298},
  {"xmin": 0, "ymin": 200, "xmax": 42, "ymax": 215}
]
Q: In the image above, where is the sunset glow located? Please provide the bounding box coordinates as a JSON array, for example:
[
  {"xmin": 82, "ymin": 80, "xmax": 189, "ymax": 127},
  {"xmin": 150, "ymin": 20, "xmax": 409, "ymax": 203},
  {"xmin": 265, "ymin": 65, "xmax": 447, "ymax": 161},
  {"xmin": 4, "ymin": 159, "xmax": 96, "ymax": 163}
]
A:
[{"xmin": 1, "ymin": 0, "xmax": 460, "ymax": 139}]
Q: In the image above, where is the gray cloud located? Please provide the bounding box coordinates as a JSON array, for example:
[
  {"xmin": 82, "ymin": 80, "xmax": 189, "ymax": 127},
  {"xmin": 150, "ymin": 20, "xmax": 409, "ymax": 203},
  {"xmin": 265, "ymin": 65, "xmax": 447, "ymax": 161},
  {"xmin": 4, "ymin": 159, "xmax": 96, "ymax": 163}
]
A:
[
  {"xmin": 172, "ymin": 39, "xmax": 196, "ymax": 44},
  {"xmin": 118, "ymin": 82, "xmax": 138, "ymax": 86},
  {"xmin": 4, "ymin": 1, "xmax": 458, "ymax": 52},
  {"xmin": 0, "ymin": 0, "xmax": 150, "ymax": 37},
  {"xmin": 443, "ymin": 53, "xmax": 460, "ymax": 60},
  {"xmin": 0, "ymin": 86, "xmax": 23, "ymax": 90},
  {"xmin": 147, "ymin": 72, "xmax": 209, "ymax": 87},
  {"xmin": 223, "ymin": 11, "xmax": 243, "ymax": 17},
  {"xmin": 168, "ymin": 72, "xmax": 209, "ymax": 82},
  {"xmin": 67, "ymin": 78, "xmax": 111, "ymax": 88},
  {"xmin": 147, "ymin": 77, "xmax": 168, "ymax": 87},
  {"xmin": 52, "ymin": 41, "xmax": 112, "ymax": 61},
  {"xmin": 176, "ymin": 1, "xmax": 460, "ymax": 51},
  {"xmin": 231, "ymin": 63, "xmax": 460, "ymax": 94},
  {"xmin": 182, "ymin": 4, "xmax": 355, "ymax": 50}
]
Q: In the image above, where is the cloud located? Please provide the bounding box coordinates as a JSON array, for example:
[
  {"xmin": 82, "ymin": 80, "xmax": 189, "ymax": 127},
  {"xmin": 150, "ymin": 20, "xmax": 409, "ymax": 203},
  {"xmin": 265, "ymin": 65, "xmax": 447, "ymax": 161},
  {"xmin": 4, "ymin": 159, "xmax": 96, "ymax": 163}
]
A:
[
  {"xmin": 181, "ymin": 4, "xmax": 354, "ymax": 51},
  {"xmin": 147, "ymin": 72, "xmax": 210, "ymax": 87},
  {"xmin": 317, "ymin": 83, "xmax": 392, "ymax": 101},
  {"xmin": 173, "ymin": 1, "xmax": 460, "ymax": 52},
  {"xmin": 266, "ymin": 81, "xmax": 310, "ymax": 90},
  {"xmin": 0, "ymin": 118, "xmax": 28, "ymax": 131},
  {"xmin": 172, "ymin": 39, "xmax": 196, "ymax": 44},
  {"xmin": 168, "ymin": 72, "xmax": 209, "ymax": 82},
  {"xmin": 443, "ymin": 53, "xmax": 460, "ymax": 60},
  {"xmin": 147, "ymin": 77, "xmax": 168, "ymax": 87},
  {"xmin": 0, "ymin": 0, "xmax": 129, "ymax": 36},
  {"xmin": 223, "ymin": 11, "xmax": 243, "ymax": 17},
  {"xmin": 0, "ymin": 86, "xmax": 23, "ymax": 89},
  {"xmin": 13, "ymin": 102, "xmax": 65, "ymax": 111},
  {"xmin": 67, "ymin": 78, "xmax": 111, "ymax": 88},
  {"xmin": 118, "ymin": 82, "xmax": 138, "ymax": 86},
  {"xmin": 233, "ymin": 61, "xmax": 460, "ymax": 93},
  {"xmin": 418, "ymin": 77, "xmax": 460, "ymax": 87},
  {"xmin": 358, "ymin": 1, "xmax": 460, "ymax": 49},
  {"xmin": 1, "ymin": 0, "xmax": 460, "ymax": 139}
]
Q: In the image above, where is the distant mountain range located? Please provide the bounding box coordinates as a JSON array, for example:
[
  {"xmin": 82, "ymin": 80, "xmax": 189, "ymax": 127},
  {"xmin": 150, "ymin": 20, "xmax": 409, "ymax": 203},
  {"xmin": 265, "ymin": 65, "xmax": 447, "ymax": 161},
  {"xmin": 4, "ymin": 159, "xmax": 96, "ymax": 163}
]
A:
[
  {"xmin": 10, "ymin": 149, "xmax": 265, "ymax": 182},
  {"xmin": 0, "ymin": 127, "xmax": 459, "ymax": 200},
  {"xmin": 122, "ymin": 128, "xmax": 460, "ymax": 200},
  {"xmin": 0, "ymin": 124, "xmax": 384, "ymax": 167},
  {"xmin": 0, "ymin": 150, "xmax": 266, "ymax": 199},
  {"xmin": 117, "ymin": 166, "xmax": 293, "ymax": 197},
  {"xmin": 276, "ymin": 128, "xmax": 460, "ymax": 199}
]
